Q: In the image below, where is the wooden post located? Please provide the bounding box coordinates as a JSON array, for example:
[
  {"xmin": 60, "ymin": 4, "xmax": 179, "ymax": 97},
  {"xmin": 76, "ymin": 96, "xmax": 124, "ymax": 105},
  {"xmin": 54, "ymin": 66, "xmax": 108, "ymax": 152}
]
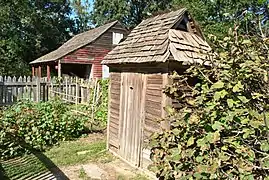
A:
[
  {"xmin": 58, "ymin": 60, "xmax": 61, "ymax": 78},
  {"xmin": 75, "ymin": 77, "xmax": 79, "ymax": 110},
  {"xmin": 47, "ymin": 65, "xmax": 51, "ymax": 81},
  {"xmin": 38, "ymin": 66, "xmax": 41, "ymax": 78},
  {"xmin": 36, "ymin": 77, "xmax": 40, "ymax": 102},
  {"xmin": 32, "ymin": 66, "xmax": 35, "ymax": 77}
]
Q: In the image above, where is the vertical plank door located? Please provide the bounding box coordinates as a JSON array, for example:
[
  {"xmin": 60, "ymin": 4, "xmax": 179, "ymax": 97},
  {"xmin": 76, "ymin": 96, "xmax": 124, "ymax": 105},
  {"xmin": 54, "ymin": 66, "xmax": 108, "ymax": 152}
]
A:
[{"xmin": 119, "ymin": 72, "xmax": 145, "ymax": 167}]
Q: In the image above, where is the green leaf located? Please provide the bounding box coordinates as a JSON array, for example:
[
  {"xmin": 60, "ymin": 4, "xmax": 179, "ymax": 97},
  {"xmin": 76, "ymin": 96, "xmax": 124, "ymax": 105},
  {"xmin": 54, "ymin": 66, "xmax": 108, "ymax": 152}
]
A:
[
  {"xmin": 242, "ymin": 40, "xmax": 251, "ymax": 44},
  {"xmin": 249, "ymin": 121, "xmax": 263, "ymax": 128},
  {"xmin": 227, "ymin": 99, "xmax": 234, "ymax": 108},
  {"xmin": 237, "ymin": 96, "xmax": 249, "ymax": 103},
  {"xmin": 212, "ymin": 121, "xmax": 224, "ymax": 131},
  {"xmin": 214, "ymin": 90, "xmax": 228, "ymax": 101},
  {"xmin": 189, "ymin": 114, "xmax": 200, "ymax": 124},
  {"xmin": 187, "ymin": 136, "xmax": 195, "ymax": 147},
  {"xmin": 261, "ymin": 141, "xmax": 269, "ymax": 152},
  {"xmin": 232, "ymin": 81, "xmax": 243, "ymax": 92},
  {"xmin": 211, "ymin": 81, "xmax": 224, "ymax": 90},
  {"xmin": 195, "ymin": 156, "xmax": 204, "ymax": 162}
]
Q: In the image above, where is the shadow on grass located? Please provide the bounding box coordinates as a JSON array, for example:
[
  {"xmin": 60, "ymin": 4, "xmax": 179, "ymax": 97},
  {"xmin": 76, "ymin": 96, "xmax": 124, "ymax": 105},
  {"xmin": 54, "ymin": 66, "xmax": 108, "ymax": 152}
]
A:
[
  {"xmin": 1, "ymin": 150, "xmax": 69, "ymax": 180},
  {"xmin": 0, "ymin": 163, "xmax": 9, "ymax": 180}
]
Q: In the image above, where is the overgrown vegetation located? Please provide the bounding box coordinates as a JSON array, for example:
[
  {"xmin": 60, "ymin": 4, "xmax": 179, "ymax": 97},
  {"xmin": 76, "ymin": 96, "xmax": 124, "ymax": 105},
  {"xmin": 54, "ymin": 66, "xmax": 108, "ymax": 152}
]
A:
[
  {"xmin": 0, "ymin": 100, "xmax": 87, "ymax": 159},
  {"xmin": 75, "ymin": 79, "xmax": 109, "ymax": 130},
  {"xmin": 0, "ymin": 79, "xmax": 109, "ymax": 160},
  {"xmin": 150, "ymin": 34, "xmax": 269, "ymax": 179}
]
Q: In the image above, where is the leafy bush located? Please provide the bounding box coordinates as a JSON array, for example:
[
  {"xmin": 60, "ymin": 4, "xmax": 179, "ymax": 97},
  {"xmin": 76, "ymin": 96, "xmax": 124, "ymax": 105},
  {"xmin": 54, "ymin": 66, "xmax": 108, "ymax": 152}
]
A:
[
  {"xmin": 73, "ymin": 79, "xmax": 109, "ymax": 130},
  {"xmin": 150, "ymin": 35, "xmax": 269, "ymax": 179},
  {"xmin": 0, "ymin": 100, "xmax": 88, "ymax": 159}
]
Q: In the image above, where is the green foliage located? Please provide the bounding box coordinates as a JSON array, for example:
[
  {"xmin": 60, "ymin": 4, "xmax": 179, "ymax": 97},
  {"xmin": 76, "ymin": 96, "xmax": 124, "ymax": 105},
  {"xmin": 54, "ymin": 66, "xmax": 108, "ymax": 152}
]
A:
[
  {"xmin": 74, "ymin": 79, "xmax": 109, "ymax": 131},
  {"xmin": 150, "ymin": 35, "xmax": 269, "ymax": 179},
  {"xmin": 172, "ymin": 0, "xmax": 269, "ymax": 37},
  {"xmin": 0, "ymin": 100, "xmax": 88, "ymax": 159},
  {"xmin": 91, "ymin": 0, "xmax": 172, "ymax": 28},
  {"xmin": 0, "ymin": 0, "xmax": 75, "ymax": 75},
  {"xmin": 70, "ymin": 0, "xmax": 92, "ymax": 33}
]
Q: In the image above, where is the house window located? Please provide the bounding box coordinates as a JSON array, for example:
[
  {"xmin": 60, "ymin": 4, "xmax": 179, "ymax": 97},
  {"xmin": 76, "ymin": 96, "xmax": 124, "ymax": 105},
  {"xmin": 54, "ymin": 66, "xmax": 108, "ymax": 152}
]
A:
[
  {"xmin": 113, "ymin": 32, "xmax": 123, "ymax": 45},
  {"xmin": 102, "ymin": 65, "xmax": 109, "ymax": 79}
]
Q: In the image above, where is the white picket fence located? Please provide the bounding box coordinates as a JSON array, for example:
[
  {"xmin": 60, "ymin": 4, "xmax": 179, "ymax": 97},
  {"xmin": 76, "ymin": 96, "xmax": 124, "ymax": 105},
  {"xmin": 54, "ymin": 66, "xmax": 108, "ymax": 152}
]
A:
[{"xmin": 0, "ymin": 76, "xmax": 100, "ymax": 106}]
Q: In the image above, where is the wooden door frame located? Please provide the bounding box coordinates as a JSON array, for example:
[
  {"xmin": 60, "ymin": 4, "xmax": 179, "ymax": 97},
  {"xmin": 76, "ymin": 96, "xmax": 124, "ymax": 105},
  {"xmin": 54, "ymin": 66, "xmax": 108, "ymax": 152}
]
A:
[{"xmin": 118, "ymin": 72, "xmax": 146, "ymax": 167}]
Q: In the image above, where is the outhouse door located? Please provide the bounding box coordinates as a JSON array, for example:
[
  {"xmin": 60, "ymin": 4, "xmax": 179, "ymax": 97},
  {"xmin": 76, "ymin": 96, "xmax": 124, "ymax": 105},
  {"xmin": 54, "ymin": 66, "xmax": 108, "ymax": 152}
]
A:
[{"xmin": 119, "ymin": 72, "xmax": 145, "ymax": 167}]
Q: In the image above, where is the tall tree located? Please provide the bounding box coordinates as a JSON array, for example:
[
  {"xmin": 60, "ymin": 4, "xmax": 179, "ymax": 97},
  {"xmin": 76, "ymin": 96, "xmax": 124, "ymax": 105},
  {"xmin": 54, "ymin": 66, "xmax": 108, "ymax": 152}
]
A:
[
  {"xmin": 0, "ymin": 0, "xmax": 75, "ymax": 75},
  {"xmin": 70, "ymin": 0, "xmax": 92, "ymax": 33},
  {"xmin": 172, "ymin": 0, "xmax": 269, "ymax": 37},
  {"xmin": 91, "ymin": 0, "xmax": 173, "ymax": 28}
]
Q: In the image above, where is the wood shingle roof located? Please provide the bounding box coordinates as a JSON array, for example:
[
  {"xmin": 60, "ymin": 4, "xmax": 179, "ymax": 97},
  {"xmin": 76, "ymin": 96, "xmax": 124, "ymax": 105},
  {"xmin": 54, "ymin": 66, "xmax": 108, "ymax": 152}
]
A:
[
  {"xmin": 30, "ymin": 21, "xmax": 119, "ymax": 64},
  {"xmin": 102, "ymin": 9, "xmax": 211, "ymax": 65}
]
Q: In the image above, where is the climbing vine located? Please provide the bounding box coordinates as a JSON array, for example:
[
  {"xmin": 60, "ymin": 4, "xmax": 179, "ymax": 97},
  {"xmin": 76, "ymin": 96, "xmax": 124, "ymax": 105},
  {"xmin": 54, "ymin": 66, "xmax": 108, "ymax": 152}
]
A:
[{"xmin": 150, "ymin": 34, "xmax": 269, "ymax": 179}]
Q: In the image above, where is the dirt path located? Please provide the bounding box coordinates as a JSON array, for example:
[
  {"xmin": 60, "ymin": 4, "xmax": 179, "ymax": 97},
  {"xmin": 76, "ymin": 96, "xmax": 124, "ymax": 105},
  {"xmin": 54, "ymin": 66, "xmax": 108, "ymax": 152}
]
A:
[{"xmin": 59, "ymin": 159, "xmax": 146, "ymax": 180}]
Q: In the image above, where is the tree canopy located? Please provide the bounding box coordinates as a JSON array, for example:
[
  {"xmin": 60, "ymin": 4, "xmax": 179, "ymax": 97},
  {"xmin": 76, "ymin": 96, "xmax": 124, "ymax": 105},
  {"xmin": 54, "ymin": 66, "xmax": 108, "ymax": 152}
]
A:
[
  {"xmin": 91, "ymin": 0, "xmax": 173, "ymax": 28},
  {"xmin": 0, "ymin": 0, "xmax": 268, "ymax": 75},
  {"xmin": 70, "ymin": 0, "xmax": 92, "ymax": 33},
  {"xmin": 0, "ymin": 0, "xmax": 75, "ymax": 75},
  {"xmin": 172, "ymin": 0, "xmax": 269, "ymax": 37}
]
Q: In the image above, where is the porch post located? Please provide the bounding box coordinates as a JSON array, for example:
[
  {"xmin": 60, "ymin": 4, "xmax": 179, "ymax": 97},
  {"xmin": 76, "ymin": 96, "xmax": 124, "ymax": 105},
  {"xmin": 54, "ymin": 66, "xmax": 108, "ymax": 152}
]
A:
[
  {"xmin": 38, "ymin": 65, "xmax": 41, "ymax": 78},
  {"xmin": 58, "ymin": 60, "xmax": 61, "ymax": 78},
  {"xmin": 47, "ymin": 65, "xmax": 51, "ymax": 81},
  {"xmin": 32, "ymin": 66, "xmax": 35, "ymax": 77}
]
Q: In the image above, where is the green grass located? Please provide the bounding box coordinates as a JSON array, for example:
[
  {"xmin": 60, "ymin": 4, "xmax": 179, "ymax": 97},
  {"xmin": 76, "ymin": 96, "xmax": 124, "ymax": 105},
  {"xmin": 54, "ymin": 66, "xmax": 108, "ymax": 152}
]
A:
[
  {"xmin": 1, "ymin": 155, "xmax": 49, "ymax": 180},
  {"xmin": 1, "ymin": 139, "xmax": 111, "ymax": 179},
  {"xmin": 44, "ymin": 140, "xmax": 109, "ymax": 166},
  {"xmin": 1, "ymin": 139, "xmax": 147, "ymax": 180}
]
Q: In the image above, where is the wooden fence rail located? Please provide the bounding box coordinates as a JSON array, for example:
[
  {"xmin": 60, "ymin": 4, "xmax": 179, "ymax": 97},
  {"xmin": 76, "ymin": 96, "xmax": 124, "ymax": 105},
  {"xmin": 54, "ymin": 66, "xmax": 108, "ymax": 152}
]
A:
[{"xmin": 0, "ymin": 76, "xmax": 99, "ymax": 106}]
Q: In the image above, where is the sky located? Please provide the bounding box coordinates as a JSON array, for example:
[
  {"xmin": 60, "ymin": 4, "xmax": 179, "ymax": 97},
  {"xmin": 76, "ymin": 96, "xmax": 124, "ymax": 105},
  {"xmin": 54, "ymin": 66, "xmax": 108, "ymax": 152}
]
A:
[{"xmin": 70, "ymin": 0, "xmax": 94, "ymax": 18}]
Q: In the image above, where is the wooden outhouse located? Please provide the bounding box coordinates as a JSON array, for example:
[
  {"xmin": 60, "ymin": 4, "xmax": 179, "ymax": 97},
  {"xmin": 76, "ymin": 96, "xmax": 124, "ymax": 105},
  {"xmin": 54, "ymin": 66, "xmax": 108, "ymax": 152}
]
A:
[
  {"xmin": 30, "ymin": 21, "xmax": 128, "ymax": 80},
  {"xmin": 102, "ymin": 9, "xmax": 211, "ymax": 168}
]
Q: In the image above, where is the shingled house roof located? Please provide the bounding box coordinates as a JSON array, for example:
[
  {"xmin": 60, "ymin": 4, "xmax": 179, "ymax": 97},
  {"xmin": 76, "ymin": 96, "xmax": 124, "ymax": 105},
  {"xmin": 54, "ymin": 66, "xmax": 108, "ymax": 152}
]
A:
[
  {"xmin": 30, "ymin": 21, "xmax": 119, "ymax": 64},
  {"xmin": 102, "ymin": 9, "xmax": 211, "ymax": 65}
]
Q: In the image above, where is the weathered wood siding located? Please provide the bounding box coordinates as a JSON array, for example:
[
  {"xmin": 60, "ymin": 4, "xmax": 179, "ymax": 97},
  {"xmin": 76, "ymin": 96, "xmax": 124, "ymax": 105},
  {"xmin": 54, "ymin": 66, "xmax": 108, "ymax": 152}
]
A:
[
  {"xmin": 108, "ymin": 72, "xmax": 121, "ymax": 152},
  {"xmin": 141, "ymin": 74, "xmax": 164, "ymax": 168},
  {"xmin": 144, "ymin": 74, "xmax": 163, "ymax": 141},
  {"xmin": 60, "ymin": 22, "xmax": 128, "ymax": 78},
  {"xmin": 92, "ymin": 22, "xmax": 128, "ymax": 50}
]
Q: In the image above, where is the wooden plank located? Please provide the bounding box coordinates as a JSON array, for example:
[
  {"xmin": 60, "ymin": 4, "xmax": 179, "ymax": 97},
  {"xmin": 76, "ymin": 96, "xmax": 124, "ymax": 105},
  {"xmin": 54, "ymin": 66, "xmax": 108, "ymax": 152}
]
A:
[
  {"xmin": 147, "ymin": 74, "xmax": 163, "ymax": 80},
  {"xmin": 107, "ymin": 76, "xmax": 112, "ymax": 150},
  {"xmin": 110, "ymin": 108, "xmax": 120, "ymax": 116},
  {"xmin": 110, "ymin": 102, "xmax": 120, "ymax": 111},
  {"xmin": 145, "ymin": 112, "xmax": 161, "ymax": 122},
  {"xmin": 110, "ymin": 114, "xmax": 119, "ymax": 122},
  {"xmin": 146, "ymin": 84, "xmax": 163, "ymax": 90},
  {"xmin": 109, "ymin": 125, "xmax": 118, "ymax": 136},
  {"xmin": 144, "ymin": 119, "xmax": 160, "ymax": 129},
  {"xmin": 111, "ymin": 88, "xmax": 121, "ymax": 95},
  {"xmin": 147, "ymin": 79, "xmax": 163, "ymax": 85},
  {"xmin": 144, "ymin": 125, "xmax": 161, "ymax": 134},
  {"xmin": 146, "ymin": 94, "xmax": 162, "ymax": 103},
  {"xmin": 145, "ymin": 107, "xmax": 162, "ymax": 117},
  {"xmin": 110, "ymin": 99, "xmax": 120, "ymax": 106},
  {"xmin": 110, "ymin": 117, "xmax": 119, "ymax": 126},
  {"xmin": 109, "ymin": 137, "xmax": 119, "ymax": 148},
  {"xmin": 145, "ymin": 100, "xmax": 161, "ymax": 110},
  {"xmin": 110, "ymin": 93, "xmax": 120, "ymax": 100},
  {"xmin": 146, "ymin": 89, "xmax": 162, "ymax": 96},
  {"xmin": 110, "ymin": 74, "xmax": 121, "ymax": 81}
]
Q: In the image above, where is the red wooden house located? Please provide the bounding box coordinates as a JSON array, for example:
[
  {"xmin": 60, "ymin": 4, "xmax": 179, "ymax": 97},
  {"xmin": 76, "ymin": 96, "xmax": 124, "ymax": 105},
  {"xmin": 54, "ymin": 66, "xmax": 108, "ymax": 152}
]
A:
[{"xmin": 30, "ymin": 21, "xmax": 128, "ymax": 80}]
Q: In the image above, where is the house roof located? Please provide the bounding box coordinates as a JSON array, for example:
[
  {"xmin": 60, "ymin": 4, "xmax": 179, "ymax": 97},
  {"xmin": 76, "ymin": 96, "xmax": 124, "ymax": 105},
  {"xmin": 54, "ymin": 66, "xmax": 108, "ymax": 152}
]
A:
[
  {"xmin": 102, "ymin": 9, "xmax": 211, "ymax": 65},
  {"xmin": 30, "ymin": 21, "xmax": 119, "ymax": 64}
]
